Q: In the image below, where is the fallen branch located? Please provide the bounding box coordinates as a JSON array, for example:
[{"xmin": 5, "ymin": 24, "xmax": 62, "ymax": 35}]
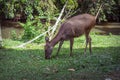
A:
[
  {"xmin": 50, "ymin": 1, "xmax": 68, "ymax": 39},
  {"xmin": 95, "ymin": 3, "xmax": 104, "ymax": 20},
  {"xmin": 64, "ymin": 8, "xmax": 80, "ymax": 19},
  {"xmin": 16, "ymin": 27, "xmax": 53, "ymax": 48},
  {"xmin": 15, "ymin": 1, "xmax": 68, "ymax": 48}
]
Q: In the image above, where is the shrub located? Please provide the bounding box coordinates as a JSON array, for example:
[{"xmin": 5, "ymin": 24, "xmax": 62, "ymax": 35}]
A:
[{"xmin": 20, "ymin": 19, "xmax": 44, "ymax": 43}]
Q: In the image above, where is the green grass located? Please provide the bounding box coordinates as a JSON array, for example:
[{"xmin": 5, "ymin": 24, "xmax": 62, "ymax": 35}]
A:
[{"xmin": 0, "ymin": 34, "xmax": 120, "ymax": 80}]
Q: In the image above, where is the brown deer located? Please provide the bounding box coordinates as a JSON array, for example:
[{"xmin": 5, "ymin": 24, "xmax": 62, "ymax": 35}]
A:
[
  {"xmin": 44, "ymin": 3, "xmax": 103, "ymax": 59},
  {"xmin": 45, "ymin": 14, "xmax": 96, "ymax": 59}
]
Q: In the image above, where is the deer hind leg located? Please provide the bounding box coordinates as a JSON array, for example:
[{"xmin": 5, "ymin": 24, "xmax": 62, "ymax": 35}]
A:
[
  {"xmin": 88, "ymin": 36, "xmax": 92, "ymax": 54},
  {"xmin": 84, "ymin": 29, "xmax": 91, "ymax": 55},
  {"xmin": 84, "ymin": 34, "xmax": 92, "ymax": 55},
  {"xmin": 84, "ymin": 35, "xmax": 89, "ymax": 55},
  {"xmin": 70, "ymin": 38, "xmax": 74, "ymax": 56},
  {"xmin": 56, "ymin": 40, "xmax": 64, "ymax": 56}
]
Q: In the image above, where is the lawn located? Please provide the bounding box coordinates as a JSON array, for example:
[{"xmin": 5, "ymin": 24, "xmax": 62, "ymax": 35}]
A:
[{"xmin": 0, "ymin": 34, "xmax": 120, "ymax": 80}]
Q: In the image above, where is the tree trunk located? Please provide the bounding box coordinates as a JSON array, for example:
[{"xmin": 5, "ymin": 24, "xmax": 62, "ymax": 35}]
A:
[{"xmin": 0, "ymin": 20, "xmax": 2, "ymax": 48}]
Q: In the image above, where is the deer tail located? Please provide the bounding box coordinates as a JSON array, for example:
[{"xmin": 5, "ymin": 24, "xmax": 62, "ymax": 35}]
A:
[{"xmin": 95, "ymin": 3, "xmax": 104, "ymax": 20}]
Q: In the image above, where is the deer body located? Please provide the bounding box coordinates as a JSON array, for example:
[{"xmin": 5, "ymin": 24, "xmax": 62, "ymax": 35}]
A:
[{"xmin": 45, "ymin": 14, "xmax": 96, "ymax": 59}]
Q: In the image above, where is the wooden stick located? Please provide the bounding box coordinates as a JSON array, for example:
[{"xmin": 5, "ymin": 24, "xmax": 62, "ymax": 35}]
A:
[
  {"xmin": 50, "ymin": 1, "xmax": 68, "ymax": 39},
  {"xmin": 95, "ymin": 3, "xmax": 104, "ymax": 20}
]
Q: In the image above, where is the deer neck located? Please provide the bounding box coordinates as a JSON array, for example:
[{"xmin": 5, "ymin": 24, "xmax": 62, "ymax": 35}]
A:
[{"xmin": 50, "ymin": 35, "xmax": 61, "ymax": 47}]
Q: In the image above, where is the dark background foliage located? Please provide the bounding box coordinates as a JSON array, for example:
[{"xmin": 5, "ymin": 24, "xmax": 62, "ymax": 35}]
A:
[{"xmin": 0, "ymin": 0, "xmax": 119, "ymax": 22}]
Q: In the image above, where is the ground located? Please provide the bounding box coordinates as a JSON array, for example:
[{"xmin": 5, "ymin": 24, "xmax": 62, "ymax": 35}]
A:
[{"xmin": 0, "ymin": 34, "xmax": 120, "ymax": 80}]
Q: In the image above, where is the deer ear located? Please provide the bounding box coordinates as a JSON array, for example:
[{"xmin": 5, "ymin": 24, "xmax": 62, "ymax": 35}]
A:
[{"xmin": 45, "ymin": 37, "xmax": 49, "ymax": 42}]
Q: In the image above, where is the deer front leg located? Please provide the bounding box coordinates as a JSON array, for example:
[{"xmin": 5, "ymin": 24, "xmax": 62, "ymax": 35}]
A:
[
  {"xmin": 56, "ymin": 40, "xmax": 64, "ymax": 56},
  {"xmin": 70, "ymin": 38, "xmax": 74, "ymax": 56}
]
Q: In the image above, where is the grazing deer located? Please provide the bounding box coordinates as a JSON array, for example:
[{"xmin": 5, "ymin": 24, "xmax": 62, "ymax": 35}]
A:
[
  {"xmin": 45, "ymin": 14, "xmax": 96, "ymax": 59},
  {"xmin": 44, "ymin": 3, "xmax": 103, "ymax": 59}
]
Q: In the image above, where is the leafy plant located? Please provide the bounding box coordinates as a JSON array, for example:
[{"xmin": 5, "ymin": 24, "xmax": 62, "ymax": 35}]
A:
[
  {"xmin": 11, "ymin": 30, "xmax": 17, "ymax": 40},
  {"xmin": 20, "ymin": 19, "xmax": 44, "ymax": 43}
]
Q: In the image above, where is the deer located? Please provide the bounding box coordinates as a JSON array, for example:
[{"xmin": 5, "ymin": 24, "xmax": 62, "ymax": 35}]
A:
[{"xmin": 44, "ymin": 4, "xmax": 103, "ymax": 59}]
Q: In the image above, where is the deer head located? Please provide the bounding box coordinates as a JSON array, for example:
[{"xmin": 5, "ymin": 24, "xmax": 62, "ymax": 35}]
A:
[{"xmin": 44, "ymin": 37, "xmax": 53, "ymax": 59}]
